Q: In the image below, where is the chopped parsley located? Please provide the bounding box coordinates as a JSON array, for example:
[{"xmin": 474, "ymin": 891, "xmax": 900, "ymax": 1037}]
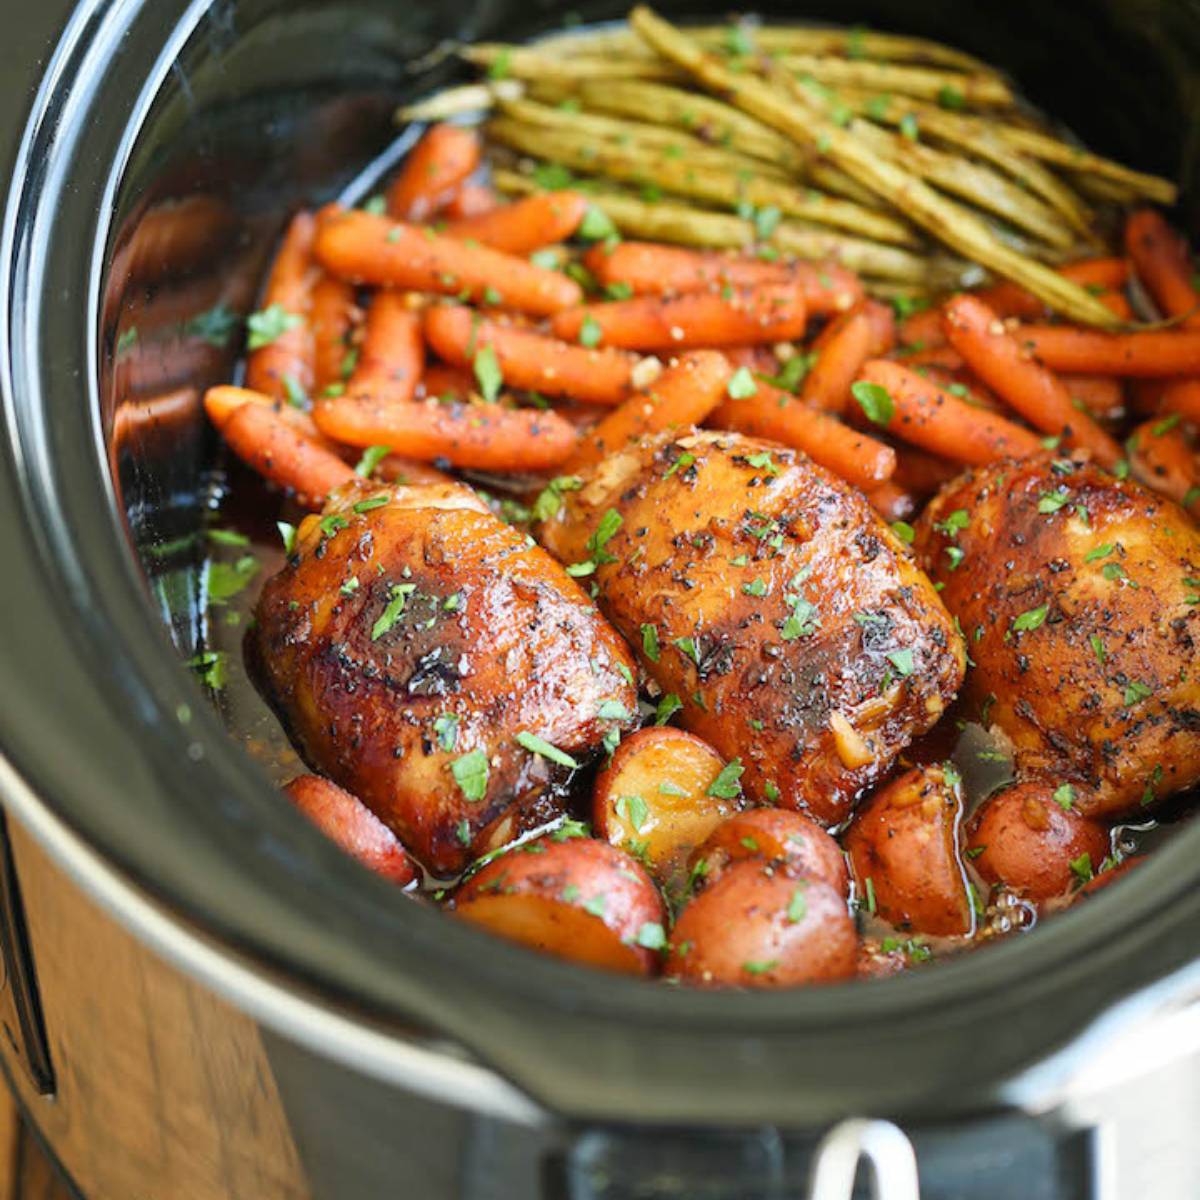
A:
[
  {"xmin": 515, "ymin": 731, "xmax": 579, "ymax": 769},
  {"xmin": 1053, "ymin": 783, "xmax": 1075, "ymax": 811},
  {"xmin": 655, "ymin": 693, "xmax": 683, "ymax": 725},
  {"xmin": 641, "ymin": 623, "xmax": 660, "ymax": 662},
  {"xmin": 246, "ymin": 304, "xmax": 301, "ymax": 350},
  {"xmin": 450, "ymin": 749, "xmax": 490, "ymax": 803},
  {"xmin": 851, "ymin": 380, "xmax": 894, "ymax": 426},
  {"xmin": 473, "ymin": 343, "xmax": 502, "ymax": 403},
  {"xmin": 727, "ymin": 366, "xmax": 758, "ymax": 399},
  {"xmin": 1011, "ymin": 604, "xmax": 1049, "ymax": 634},
  {"xmin": 355, "ymin": 444, "xmax": 391, "ymax": 478},
  {"xmin": 371, "ymin": 582, "xmax": 416, "ymax": 640},
  {"xmin": 707, "ymin": 758, "xmax": 744, "ymax": 799},
  {"xmin": 433, "ymin": 714, "xmax": 459, "ymax": 752}
]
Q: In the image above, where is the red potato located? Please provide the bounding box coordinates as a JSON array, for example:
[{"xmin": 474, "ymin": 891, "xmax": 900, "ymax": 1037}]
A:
[
  {"xmin": 454, "ymin": 835, "xmax": 666, "ymax": 976},
  {"xmin": 592, "ymin": 727, "xmax": 739, "ymax": 889},
  {"xmin": 843, "ymin": 764, "xmax": 973, "ymax": 937},
  {"xmin": 691, "ymin": 809, "xmax": 848, "ymax": 896},
  {"xmin": 666, "ymin": 861, "xmax": 857, "ymax": 988},
  {"xmin": 965, "ymin": 779, "xmax": 1111, "ymax": 904},
  {"xmin": 284, "ymin": 775, "xmax": 416, "ymax": 886}
]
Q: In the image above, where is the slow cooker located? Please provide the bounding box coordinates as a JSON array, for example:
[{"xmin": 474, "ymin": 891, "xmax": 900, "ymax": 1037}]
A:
[{"xmin": 0, "ymin": 1, "xmax": 1198, "ymax": 1197}]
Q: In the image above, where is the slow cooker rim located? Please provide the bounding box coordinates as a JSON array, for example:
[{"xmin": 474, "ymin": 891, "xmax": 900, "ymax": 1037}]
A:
[{"xmin": 3, "ymin": 0, "xmax": 1200, "ymax": 1127}]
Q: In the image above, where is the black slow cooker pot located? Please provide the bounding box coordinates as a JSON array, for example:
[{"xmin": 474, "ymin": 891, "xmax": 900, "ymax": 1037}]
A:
[{"xmin": 1, "ymin": 1, "xmax": 1199, "ymax": 1196}]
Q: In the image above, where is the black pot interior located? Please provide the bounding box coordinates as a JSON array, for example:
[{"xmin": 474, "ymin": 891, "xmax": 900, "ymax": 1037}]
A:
[{"xmin": 6, "ymin": 0, "xmax": 1200, "ymax": 1126}]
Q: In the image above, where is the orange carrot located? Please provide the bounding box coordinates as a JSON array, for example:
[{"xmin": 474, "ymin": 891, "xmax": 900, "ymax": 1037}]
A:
[
  {"xmin": 445, "ymin": 191, "xmax": 590, "ymax": 254},
  {"xmin": 205, "ymin": 382, "xmax": 319, "ymax": 436},
  {"xmin": 1126, "ymin": 415, "xmax": 1200, "ymax": 513},
  {"xmin": 310, "ymin": 274, "xmax": 358, "ymax": 392},
  {"xmin": 582, "ymin": 242, "xmax": 793, "ymax": 294},
  {"xmin": 917, "ymin": 365, "xmax": 1004, "ymax": 412},
  {"xmin": 800, "ymin": 301, "xmax": 893, "ymax": 414},
  {"xmin": 315, "ymin": 210, "xmax": 581, "ymax": 316},
  {"xmin": 865, "ymin": 482, "xmax": 916, "ymax": 522},
  {"xmin": 897, "ymin": 306, "xmax": 946, "ymax": 349},
  {"xmin": 1160, "ymin": 378, "xmax": 1200, "ymax": 423},
  {"xmin": 347, "ymin": 291, "xmax": 424, "ymax": 404},
  {"xmin": 566, "ymin": 350, "xmax": 731, "ymax": 470},
  {"xmin": 891, "ymin": 445, "xmax": 961, "ymax": 494},
  {"xmin": 894, "ymin": 344, "xmax": 965, "ymax": 371},
  {"xmin": 899, "ymin": 259, "xmax": 1132, "ymax": 348},
  {"xmin": 857, "ymin": 360, "xmax": 1044, "ymax": 465},
  {"xmin": 386, "ymin": 124, "xmax": 481, "ymax": 222},
  {"xmin": 1061, "ymin": 374, "xmax": 1125, "ymax": 425},
  {"xmin": 551, "ymin": 284, "xmax": 808, "ymax": 350},
  {"xmin": 942, "ymin": 295, "xmax": 1121, "ymax": 465},
  {"xmin": 419, "ymin": 363, "xmax": 477, "ymax": 401},
  {"xmin": 442, "ymin": 183, "xmax": 500, "ymax": 220},
  {"xmin": 313, "ymin": 393, "xmax": 577, "ymax": 472},
  {"xmin": 372, "ymin": 454, "xmax": 456, "ymax": 487},
  {"xmin": 424, "ymin": 304, "xmax": 640, "ymax": 406},
  {"xmin": 711, "ymin": 379, "xmax": 895, "ymax": 489},
  {"xmin": 216, "ymin": 394, "xmax": 357, "ymax": 509},
  {"xmin": 1015, "ymin": 326, "xmax": 1200, "ymax": 377},
  {"xmin": 582, "ymin": 243, "xmax": 862, "ymax": 314},
  {"xmin": 245, "ymin": 212, "xmax": 318, "ymax": 401},
  {"xmin": 976, "ymin": 258, "xmax": 1133, "ymax": 321},
  {"xmin": 1125, "ymin": 209, "xmax": 1200, "ymax": 328}
]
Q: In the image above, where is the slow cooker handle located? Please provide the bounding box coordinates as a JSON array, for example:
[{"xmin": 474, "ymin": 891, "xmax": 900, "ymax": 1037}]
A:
[
  {"xmin": 552, "ymin": 1118, "xmax": 921, "ymax": 1200},
  {"xmin": 808, "ymin": 1119, "xmax": 920, "ymax": 1200}
]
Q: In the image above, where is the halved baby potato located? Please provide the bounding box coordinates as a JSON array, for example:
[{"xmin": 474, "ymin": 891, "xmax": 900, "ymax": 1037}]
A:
[
  {"xmin": 454, "ymin": 834, "xmax": 667, "ymax": 976},
  {"xmin": 284, "ymin": 774, "xmax": 417, "ymax": 887},
  {"xmin": 665, "ymin": 861, "xmax": 858, "ymax": 988},
  {"xmin": 691, "ymin": 809, "xmax": 849, "ymax": 896},
  {"xmin": 593, "ymin": 728, "xmax": 741, "ymax": 891},
  {"xmin": 844, "ymin": 764, "xmax": 972, "ymax": 936},
  {"xmin": 965, "ymin": 779, "xmax": 1112, "ymax": 904}
]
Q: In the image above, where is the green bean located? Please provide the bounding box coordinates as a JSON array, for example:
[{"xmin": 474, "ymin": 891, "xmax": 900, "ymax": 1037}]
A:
[
  {"xmin": 486, "ymin": 116, "xmax": 919, "ymax": 245},
  {"xmin": 492, "ymin": 167, "xmax": 937, "ymax": 282},
  {"xmin": 628, "ymin": 5, "xmax": 1119, "ymax": 328}
]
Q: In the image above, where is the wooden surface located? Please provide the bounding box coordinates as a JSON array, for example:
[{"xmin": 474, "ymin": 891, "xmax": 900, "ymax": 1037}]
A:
[{"xmin": 0, "ymin": 819, "xmax": 311, "ymax": 1200}]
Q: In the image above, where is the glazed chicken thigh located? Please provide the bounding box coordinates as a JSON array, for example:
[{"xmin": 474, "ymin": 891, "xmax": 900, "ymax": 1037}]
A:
[
  {"xmin": 538, "ymin": 429, "xmax": 966, "ymax": 826},
  {"xmin": 252, "ymin": 480, "xmax": 638, "ymax": 874},
  {"xmin": 915, "ymin": 456, "xmax": 1200, "ymax": 818}
]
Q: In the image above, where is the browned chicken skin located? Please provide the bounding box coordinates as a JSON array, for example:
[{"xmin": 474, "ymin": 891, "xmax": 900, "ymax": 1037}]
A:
[
  {"xmin": 251, "ymin": 480, "xmax": 638, "ymax": 875},
  {"xmin": 538, "ymin": 429, "xmax": 966, "ymax": 826},
  {"xmin": 914, "ymin": 456, "xmax": 1200, "ymax": 818}
]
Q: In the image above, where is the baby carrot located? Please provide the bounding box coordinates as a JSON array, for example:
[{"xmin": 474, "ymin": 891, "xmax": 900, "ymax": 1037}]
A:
[
  {"xmin": 582, "ymin": 243, "xmax": 862, "ymax": 314},
  {"xmin": 856, "ymin": 360, "xmax": 1044, "ymax": 465},
  {"xmin": 204, "ymin": 384, "xmax": 330, "ymax": 442},
  {"xmin": 976, "ymin": 258, "xmax": 1132, "ymax": 321},
  {"xmin": 372, "ymin": 455, "xmax": 456, "ymax": 487},
  {"xmin": 800, "ymin": 300, "xmax": 894, "ymax": 413},
  {"xmin": 423, "ymin": 304, "xmax": 640, "ymax": 406},
  {"xmin": 444, "ymin": 191, "xmax": 590, "ymax": 254},
  {"xmin": 310, "ymin": 274, "xmax": 358, "ymax": 392},
  {"xmin": 711, "ymin": 378, "xmax": 896, "ymax": 489},
  {"xmin": 1125, "ymin": 209, "xmax": 1200, "ymax": 328},
  {"xmin": 891, "ymin": 445, "xmax": 961, "ymax": 494},
  {"xmin": 865, "ymin": 482, "xmax": 916, "ymax": 522},
  {"xmin": 313, "ymin": 393, "xmax": 577, "ymax": 472},
  {"xmin": 551, "ymin": 284, "xmax": 808, "ymax": 350},
  {"xmin": 347, "ymin": 291, "xmax": 424, "ymax": 405},
  {"xmin": 582, "ymin": 242, "xmax": 793, "ymax": 294},
  {"xmin": 566, "ymin": 350, "xmax": 732, "ymax": 470},
  {"xmin": 1060, "ymin": 374, "xmax": 1125, "ymax": 425},
  {"xmin": 218, "ymin": 396, "xmax": 357, "ymax": 510},
  {"xmin": 1126, "ymin": 415, "xmax": 1200, "ymax": 513},
  {"xmin": 1014, "ymin": 326, "xmax": 1200, "ymax": 377},
  {"xmin": 246, "ymin": 211, "xmax": 318, "ymax": 401},
  {"xmin": 315, "ymin": 210, "xmax": 582, "ymax": 316},
  {"xmin": 1160, "ymin": 379, "xmax": 1200, "ymax": 423},
  {"xmin": 419, "ymin": 363, "xmax": 477, "ymax": 401},
  {"xmin": 942, "ymin": 295, "xmax": 1121, "ymax": 465},
  {"xmin": 442, "ymin": 183, "xmax": 500, "ymax": 220},
  {"xmin": 386, "ymin": 124, "xmax": 481, "ymax": 221}
]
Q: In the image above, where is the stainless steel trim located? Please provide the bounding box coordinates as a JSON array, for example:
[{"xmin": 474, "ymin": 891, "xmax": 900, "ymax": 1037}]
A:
[
  {"xmin": 0, "ymin": 751, "xmax": 548, "ymax": 1128},
  {"xmin": 808, "ymin": 1119, "xmax": 920, "ymax": 1200}
]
